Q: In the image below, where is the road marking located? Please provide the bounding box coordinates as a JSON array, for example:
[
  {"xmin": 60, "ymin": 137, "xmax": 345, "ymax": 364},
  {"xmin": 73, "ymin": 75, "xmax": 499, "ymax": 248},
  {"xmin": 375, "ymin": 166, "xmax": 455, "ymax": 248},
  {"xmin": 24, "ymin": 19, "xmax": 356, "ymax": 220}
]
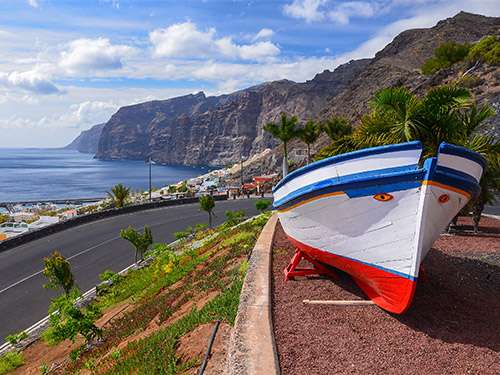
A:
[
  {"xmin": 0, "ymin": 236, "xmax": 119, "ymax": 296},
  {"xmin": 0, "ymin": 200, "xmax": 257, "ymax": 295}
]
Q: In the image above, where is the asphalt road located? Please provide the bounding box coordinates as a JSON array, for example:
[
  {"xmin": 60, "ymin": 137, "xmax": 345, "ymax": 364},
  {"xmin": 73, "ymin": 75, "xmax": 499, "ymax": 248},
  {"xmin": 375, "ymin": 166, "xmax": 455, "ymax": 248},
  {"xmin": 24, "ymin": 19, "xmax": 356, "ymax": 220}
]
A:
[{"xmin": 0, "ymin": 198, "xmax": 260, "ymax": 344}]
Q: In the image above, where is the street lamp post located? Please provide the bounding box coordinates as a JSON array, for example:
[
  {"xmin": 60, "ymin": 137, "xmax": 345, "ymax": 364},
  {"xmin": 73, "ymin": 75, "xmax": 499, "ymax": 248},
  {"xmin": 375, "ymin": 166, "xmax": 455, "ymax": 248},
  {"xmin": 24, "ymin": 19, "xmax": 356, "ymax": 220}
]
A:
[{"xmin": 147, "ymin": 156, "xmax": 155, "ymax": 202}]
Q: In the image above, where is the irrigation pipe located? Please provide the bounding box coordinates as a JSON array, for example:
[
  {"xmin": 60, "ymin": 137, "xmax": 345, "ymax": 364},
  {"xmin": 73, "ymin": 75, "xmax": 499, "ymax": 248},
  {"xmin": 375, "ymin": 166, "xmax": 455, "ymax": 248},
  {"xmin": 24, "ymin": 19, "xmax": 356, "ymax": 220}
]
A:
[{"xmin": 198, "ymin": 320, "xmax": 221, "ymax": 375}]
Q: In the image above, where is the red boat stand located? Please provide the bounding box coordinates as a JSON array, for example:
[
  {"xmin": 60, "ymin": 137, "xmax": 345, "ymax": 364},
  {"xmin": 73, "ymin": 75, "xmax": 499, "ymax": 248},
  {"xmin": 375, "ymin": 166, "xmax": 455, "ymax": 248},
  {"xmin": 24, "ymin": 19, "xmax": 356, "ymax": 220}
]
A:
[{"xmin": 284, "ymin": 249, "xmax": 339, "ymax": 281}]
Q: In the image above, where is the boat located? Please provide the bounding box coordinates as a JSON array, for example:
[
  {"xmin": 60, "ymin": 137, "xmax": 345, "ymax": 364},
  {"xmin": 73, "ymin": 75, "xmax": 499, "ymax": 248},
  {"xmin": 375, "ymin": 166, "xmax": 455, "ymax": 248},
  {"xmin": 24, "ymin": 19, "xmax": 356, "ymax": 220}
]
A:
[{"xmin": 273, "ymin": 141, "xmax": 485, "ymax": 313}]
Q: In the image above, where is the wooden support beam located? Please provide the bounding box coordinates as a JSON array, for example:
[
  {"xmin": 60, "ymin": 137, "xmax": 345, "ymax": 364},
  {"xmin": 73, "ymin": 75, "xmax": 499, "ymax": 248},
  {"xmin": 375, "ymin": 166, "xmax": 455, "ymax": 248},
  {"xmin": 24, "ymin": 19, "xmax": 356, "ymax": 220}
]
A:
[{"xmin": 303, "ymin": 299, "xmax": 375, "ymax": 306}]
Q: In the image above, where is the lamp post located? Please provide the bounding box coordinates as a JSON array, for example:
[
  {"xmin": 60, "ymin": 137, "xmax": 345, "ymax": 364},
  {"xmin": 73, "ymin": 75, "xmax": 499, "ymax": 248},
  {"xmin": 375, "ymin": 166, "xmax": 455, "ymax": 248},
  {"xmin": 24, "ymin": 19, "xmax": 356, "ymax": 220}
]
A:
[{"xmin": 147, "ymin": 156, "xmax": 155, "ymax": 202}]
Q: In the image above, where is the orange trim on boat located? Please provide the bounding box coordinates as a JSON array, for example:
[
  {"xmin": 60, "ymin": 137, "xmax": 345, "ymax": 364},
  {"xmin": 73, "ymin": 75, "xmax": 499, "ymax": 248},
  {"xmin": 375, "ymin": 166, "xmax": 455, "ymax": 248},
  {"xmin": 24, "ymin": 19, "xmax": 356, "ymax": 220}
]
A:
[
  {"xmin": 277, "ymin": 191, "xmax": 345, "ymax": 212},
  {"xmin": 277, "ymin": 180, "xmax": 471, "ymax": 213},
  {"xmin": 421, "ymin": 180, "xmax": 471, "ymax": 198}
]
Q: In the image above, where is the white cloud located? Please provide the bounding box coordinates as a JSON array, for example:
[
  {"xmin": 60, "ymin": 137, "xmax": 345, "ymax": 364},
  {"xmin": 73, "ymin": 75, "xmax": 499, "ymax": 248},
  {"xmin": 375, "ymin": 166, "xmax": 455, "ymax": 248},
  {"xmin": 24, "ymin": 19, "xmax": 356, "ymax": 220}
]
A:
[
  {"xmin": 283, "ymin": 0, "xmax": 380, "ymax": 24},
  {"xmin": 60, "ymin": 38, "xmax": 134, "ymax": 74},
  {"xmin": 67, "ymin": 100, "xmax": 118, "ymax": 128},
  {"xmin": 27, "ymin": 0, "xmax": 39, "ymax": 8},
  {"xmin": 328, "ymin": 2, "xmax": 379, "ymax": 25},
  {"xmin": 252, "ymin": 28, "xmax": 274, "ymax": 41},
  {"xmin": 283, "ymin": 0, "xmax": 326, "ymax": 23},
  {"xmin": 149, "ymin": 21, "xmax": 280, "ymax": 61},
  {"xmin": 0, "ymin": 67, "xmax": 60, "ymax": 95}
]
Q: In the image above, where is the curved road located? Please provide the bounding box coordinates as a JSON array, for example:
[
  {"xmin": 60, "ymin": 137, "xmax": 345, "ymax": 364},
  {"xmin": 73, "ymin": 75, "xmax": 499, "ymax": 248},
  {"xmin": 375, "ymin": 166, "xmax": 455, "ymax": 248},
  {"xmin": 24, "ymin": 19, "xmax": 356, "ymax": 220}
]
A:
[{"xmin": 0, "ymin": 198, "xmax": 259, "ymax": 344}]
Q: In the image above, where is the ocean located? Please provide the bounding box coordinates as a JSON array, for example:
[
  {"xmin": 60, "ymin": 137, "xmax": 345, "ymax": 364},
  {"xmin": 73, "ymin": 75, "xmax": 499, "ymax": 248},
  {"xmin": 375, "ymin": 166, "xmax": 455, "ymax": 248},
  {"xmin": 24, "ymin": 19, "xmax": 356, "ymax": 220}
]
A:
[{"xmin": 0, "ymin": 148, "xmax": 207, "ymax": 202}]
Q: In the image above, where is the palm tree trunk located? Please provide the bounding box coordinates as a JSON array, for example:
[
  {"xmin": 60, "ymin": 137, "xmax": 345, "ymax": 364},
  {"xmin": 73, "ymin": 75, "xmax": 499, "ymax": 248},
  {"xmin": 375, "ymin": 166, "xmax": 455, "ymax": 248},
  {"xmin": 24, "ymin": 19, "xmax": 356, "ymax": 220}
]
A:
[
  {"xmin": 307, "ymin": 143, "xmax": 311, "ymax": 164},
  {"xmin": 283, "ymin": 142, "xmax": 289, "ymax": 177},
  {"xmin": 209, "ymin": 212, "xmax": 212, "ymax": 228}
]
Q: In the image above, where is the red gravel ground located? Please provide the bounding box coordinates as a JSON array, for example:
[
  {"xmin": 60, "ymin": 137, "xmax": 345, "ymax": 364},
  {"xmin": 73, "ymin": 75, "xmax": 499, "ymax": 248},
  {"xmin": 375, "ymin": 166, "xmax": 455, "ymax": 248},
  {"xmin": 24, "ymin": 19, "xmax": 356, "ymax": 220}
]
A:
[{"xmin": 272, "ymin": 216, "xmax": 500, "ymax": 375}]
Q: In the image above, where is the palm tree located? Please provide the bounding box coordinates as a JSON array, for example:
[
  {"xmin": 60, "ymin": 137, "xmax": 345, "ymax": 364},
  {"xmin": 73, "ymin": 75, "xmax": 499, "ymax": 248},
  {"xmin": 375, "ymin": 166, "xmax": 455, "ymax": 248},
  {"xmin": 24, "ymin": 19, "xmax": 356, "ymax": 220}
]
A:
[
  {"xmin": 318, "ymin": 84, "xmax": 498, "ymax": 230},
  {"xmin": 120, "ymin": 226, "xmax": 153, "ymax": 263},
  {"xmin": 321, "ymin": 116, "xmax": 353, "ymax": 141},
  {"xmin": 264, "ymin": 113, "xmax": 300, "ymax": 176},
  {"xmin": 108, "ymin": 183, "xmax": 130, "ymax": 208},
  {"xmin": 199, "ymin": 195, "xmax": 215, "ymax": 227},
  {"xmin": 297, "ymin": 120, "xmax": 321, "ymax": 163}
]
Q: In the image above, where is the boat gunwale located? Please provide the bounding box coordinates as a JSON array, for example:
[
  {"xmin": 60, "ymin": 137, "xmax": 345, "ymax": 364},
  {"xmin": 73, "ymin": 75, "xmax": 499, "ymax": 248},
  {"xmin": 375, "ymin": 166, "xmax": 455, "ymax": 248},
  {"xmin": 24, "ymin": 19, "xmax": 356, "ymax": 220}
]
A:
[
  {"xmin": 274, "ymin": 167, "xmax": 425, "ymax": 210},
  {"xmin": 272, "ymin": 141, "xmax": 423, "ymax": 193}
]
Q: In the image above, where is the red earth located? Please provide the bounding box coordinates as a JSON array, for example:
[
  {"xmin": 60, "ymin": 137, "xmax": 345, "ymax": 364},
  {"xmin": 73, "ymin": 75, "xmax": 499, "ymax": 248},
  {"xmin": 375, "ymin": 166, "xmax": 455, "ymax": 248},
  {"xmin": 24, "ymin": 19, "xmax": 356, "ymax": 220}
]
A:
[{"xmin": 272, "ymin": 216, "xmax": 500, "ymax": 375}]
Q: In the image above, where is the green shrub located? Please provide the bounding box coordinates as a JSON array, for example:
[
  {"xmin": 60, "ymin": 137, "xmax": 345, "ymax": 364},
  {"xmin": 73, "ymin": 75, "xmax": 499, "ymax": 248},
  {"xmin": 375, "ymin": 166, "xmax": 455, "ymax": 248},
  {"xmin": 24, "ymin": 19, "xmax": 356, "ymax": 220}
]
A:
[
  {"xmin": 222, "ymin": 231, "xmax": 255, "ymax": 248},
  {"xmin": 225, "ymin": 210, "xmax": 246, "ymax": 227},
  {"xmin": 0, "ymin": 351, "xmax": 24, "ymax": 374},
  {"xmin": 43, "ymin": 290, "xmax": 101, "ymax": 345},
  {"xmin": 0, "ymin": 214, "xmax": 9, "ymax": 225},
  {"xmin": 99, "ymin": 269, "xmax": 117, "ymax": 282},
  {"xmin": 5, "ymin": 331, "xmax": 28, "ymax": 345},
  {"xmin": 255, "ymin": 199, "xmax": 271, "ymax": 213},
  {"xmin": 175, "ymin": 225, "xmax": 193, "ymax": 240},
  {"xmin": 422, "ymin": 41, "xmax": 470, "ymax": 74},
  {"xmin": 468, "ymin": 35, "xmax": 500, "ymax": 65}
]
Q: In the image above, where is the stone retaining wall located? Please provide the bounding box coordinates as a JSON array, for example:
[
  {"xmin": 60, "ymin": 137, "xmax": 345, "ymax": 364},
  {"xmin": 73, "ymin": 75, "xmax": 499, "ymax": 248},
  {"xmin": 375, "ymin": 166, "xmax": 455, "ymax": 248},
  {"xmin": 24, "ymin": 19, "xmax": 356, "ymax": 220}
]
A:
[{"xmin": 227, "ymin": 214, "xmax": 280, "ymax": 374}]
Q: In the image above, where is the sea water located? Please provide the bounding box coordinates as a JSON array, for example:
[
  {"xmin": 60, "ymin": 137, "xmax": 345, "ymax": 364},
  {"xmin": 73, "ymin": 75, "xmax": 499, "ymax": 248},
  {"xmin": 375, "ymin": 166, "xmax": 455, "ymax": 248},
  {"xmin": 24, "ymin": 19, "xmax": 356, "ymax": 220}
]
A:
[{"xmin": 0, "ymin": 148, "xmax": 207, "ymax": 202}]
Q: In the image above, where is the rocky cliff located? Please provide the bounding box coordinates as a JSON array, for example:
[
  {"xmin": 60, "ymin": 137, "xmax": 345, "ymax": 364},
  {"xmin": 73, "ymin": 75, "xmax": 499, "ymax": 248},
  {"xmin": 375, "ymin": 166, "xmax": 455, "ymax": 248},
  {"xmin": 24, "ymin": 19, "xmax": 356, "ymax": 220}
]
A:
[
  {"xmin": 96, "ymin": 12, "xmax": 499, "ymax": 168},
  {"xmin": 95, "ymin": 59, "xmax": 370, "ymax": 166},
  {"xmin": 65, "ymin": 123, "xmax": 105, "ymax": 154}
]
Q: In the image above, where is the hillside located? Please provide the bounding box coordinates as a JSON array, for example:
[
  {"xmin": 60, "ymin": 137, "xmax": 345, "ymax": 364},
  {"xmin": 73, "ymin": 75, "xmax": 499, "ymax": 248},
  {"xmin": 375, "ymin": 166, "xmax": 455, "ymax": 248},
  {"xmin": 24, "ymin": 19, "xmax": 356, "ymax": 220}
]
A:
[
  {"xmin": 64, "ymin": 124, "xmax": 105, "ymax": 154},
  {"xmin": 1, "ymin": 212, "xmax": 271, "ymax": 374}
]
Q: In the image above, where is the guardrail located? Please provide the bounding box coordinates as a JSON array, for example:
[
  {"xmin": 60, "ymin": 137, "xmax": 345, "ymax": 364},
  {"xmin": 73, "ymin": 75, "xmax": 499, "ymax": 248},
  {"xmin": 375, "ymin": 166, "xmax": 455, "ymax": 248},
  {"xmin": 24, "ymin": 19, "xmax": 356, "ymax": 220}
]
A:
[{"xmin": 0, "ymin": 195, "xmax": 228, "ymax": 253}]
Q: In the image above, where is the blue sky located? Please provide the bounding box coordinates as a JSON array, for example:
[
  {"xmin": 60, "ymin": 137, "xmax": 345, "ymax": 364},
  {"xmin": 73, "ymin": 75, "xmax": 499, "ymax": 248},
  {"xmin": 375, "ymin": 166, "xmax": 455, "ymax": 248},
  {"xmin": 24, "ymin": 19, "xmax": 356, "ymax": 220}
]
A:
[{"xmin": 0, "ymin": 0, "xmax": 498, "ymax": 147}]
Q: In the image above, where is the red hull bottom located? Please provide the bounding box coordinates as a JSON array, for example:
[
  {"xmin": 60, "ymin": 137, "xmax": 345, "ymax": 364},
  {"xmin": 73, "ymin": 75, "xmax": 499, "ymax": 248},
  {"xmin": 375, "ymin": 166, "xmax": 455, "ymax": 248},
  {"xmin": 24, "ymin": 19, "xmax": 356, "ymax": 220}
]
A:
[{"xmin": 287, "ymin": 236, "xmax": 417, "ymax": 314}]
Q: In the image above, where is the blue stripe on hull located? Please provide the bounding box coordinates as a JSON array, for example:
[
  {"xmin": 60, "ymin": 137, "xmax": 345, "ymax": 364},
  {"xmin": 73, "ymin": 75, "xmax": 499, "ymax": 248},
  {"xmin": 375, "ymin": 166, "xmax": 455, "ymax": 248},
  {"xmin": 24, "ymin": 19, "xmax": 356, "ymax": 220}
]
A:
[
  {"xmin": 273, "ymin": 141, "xmax": 422, "ymax": 193},
  {"xmin": 274, "ymin": 165, "xmax": 421, "ymax": 208},
  {"xmin": 274, "ymin": 168, "xmax": 424, "ymax": 210}
]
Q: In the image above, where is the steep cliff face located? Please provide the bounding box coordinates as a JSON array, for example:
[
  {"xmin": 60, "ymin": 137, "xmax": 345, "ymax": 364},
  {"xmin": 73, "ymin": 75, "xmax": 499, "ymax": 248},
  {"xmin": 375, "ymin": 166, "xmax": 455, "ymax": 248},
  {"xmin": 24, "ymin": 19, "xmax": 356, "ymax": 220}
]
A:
[
  {"xmin": 322, "ymin": 12, "xmax": 500, "ymax": 122},
  {"xmin": 64, "ymin": 123, "xmax": 105, "ymax": 154},
  {"xmin": 95, "ymin": 59, "xmax": 370, "ymax": 166}
]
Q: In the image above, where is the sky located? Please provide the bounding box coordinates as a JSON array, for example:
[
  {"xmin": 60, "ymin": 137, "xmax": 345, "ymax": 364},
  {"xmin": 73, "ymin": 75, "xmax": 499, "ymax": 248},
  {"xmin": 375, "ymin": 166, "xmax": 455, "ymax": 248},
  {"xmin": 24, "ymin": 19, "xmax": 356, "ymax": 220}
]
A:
[{"xmin": 0, "ymin": 0, "xmax": 498, "ymax": 148}]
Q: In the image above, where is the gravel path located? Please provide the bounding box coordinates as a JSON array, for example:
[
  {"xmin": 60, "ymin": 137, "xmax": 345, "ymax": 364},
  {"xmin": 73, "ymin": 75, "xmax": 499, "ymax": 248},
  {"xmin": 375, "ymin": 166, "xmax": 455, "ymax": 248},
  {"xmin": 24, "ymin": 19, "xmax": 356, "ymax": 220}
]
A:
[{"xmin": 272, "ymin": 217, "xmax": 500, "ymax": 375}]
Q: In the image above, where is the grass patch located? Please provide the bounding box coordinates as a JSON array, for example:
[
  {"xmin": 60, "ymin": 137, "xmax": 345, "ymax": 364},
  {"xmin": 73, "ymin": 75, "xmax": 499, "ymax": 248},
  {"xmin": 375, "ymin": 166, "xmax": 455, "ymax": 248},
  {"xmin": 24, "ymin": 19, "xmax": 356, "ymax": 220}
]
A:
[
  {"xmin": 62, "ymin": 212, "xmax": 272, "ymax": 374},
  {"xmin": 0, "ymin": 351, "xmax": 24, "ymax": 374},
  {"xmin": 104, "ymin": 278, "xmax": 244, "ymax": 374}
]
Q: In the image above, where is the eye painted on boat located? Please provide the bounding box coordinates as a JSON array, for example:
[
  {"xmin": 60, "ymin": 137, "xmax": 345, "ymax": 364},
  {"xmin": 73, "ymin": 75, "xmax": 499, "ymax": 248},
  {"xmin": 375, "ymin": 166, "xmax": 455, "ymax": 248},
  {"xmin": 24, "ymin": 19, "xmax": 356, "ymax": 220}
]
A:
[
  {"xmin": 373, "ymin": 193, "xmax": 393, "ymax": 202},
  {"xmin": 438, "ymin": 194, "xmax": 450, "ymax": 203}
]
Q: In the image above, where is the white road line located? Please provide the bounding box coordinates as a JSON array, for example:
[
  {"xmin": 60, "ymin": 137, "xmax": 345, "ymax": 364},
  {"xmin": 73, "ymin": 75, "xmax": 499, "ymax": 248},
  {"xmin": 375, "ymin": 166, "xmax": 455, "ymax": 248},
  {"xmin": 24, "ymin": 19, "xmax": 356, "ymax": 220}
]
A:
[
  {"xmin": 0, "ymin": 236, "xmax": 119, "ymax": 296},
  {"xmin": 0, "ymin": 201, "xmax": 250, "ymax": 296}
]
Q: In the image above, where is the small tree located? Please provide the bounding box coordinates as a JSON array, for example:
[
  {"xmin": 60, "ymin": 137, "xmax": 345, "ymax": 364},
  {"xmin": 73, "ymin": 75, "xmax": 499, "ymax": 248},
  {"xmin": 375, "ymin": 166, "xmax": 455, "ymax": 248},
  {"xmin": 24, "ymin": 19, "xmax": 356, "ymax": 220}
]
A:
[
  {"xmin": 44, "ymin": 289, "xmax": 101, "ymax": 345},
  {"xmin": 108, "ymin": 183, "xmax": 130, "ymax": 208},
  {"xmin": 255, "ymin": 199, "xmax": 271, "ymax": 213},
  {"xmin": 43, "ymin": 251, "xmax": 75, "ymax": 295},
  {"xmin": 120, "ymin": 226, "xmax": 153, "ymax": 263},
  {"xmin": 264, "ymin": 113, "xmax": 300, "ymax": 176},
  {"xmin": 321, "ymin": 116, "xmax": 353, "ymax": 141},
  {"xmin": 199, "ymin": 195, "xmax": 215, "ymax": 227},
  {"xmin": 297, "ymin": 120, "xmax": 321, "ymax": 163}
]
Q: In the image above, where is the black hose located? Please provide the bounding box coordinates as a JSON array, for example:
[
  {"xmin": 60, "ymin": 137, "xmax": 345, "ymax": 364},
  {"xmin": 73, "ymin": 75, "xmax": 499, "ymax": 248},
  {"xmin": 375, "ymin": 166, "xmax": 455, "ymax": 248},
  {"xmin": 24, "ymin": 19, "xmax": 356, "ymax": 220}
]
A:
[{"xmin": 198, "ymin": 320, "xmax": 221, "ymax": 375}]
